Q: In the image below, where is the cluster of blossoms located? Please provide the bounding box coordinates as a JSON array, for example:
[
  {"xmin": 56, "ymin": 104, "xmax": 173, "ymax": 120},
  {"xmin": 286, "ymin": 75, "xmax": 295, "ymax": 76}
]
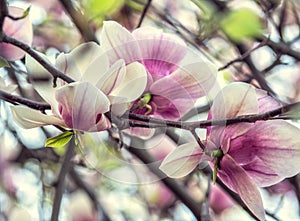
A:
[
  {"xmin": 11, "ymin": 21, "xmax": 217, "ymax": 133},
  {"xmin": 2, "ymin": 7, "xmax": 300, "ymax": 221},
  {"xmin": 160, "ymin": 82, "xmax": 300, "ymax": 220}
]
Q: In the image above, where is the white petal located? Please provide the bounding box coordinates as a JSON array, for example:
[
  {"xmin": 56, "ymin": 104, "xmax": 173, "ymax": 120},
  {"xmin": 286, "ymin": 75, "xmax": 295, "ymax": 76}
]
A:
[
  {"xmin": 159, "ymin": 143, "xmax": 203, "ymax": 178},
  {"xmin": 56, "ymin": 53, "xmax": 81, "ymax": 81},
  {"xmin": 207, "ymin": 82, "xmax": 258, "ymax": 148},
  {"xmin": 96, "ymin": 59, "xmax": 126, "ymax": 94},
  {"xmin": 55, "ymin": 82, "xmax": 110, "ymax": 132},
  {"xmin": 11, "ymin": 106, "xmax": 64, "ymax": 128},
  {"xmin": 110, "ymin": 102, "xmax": 128, "ymax": 116},
  {"xmin": 81, "ymin": 49, "xmax": 110, "ymax": 84},
  {"xmin": 56, "ymin": 42, "xmax": 104, "ymax": 80},
  {"xmin": 151, "ymin": 61, "xmax": 217, "ymax": 99},
  {"xmin": 100, "ymin": 21, "xmax": 141, "ymax": 64},
  {"xmin": 109, "ymin": 62, "xmax": 147, "ymax": 102},
  {"xmin": 211, "ymin": 82, "xmax": 259, "ymax": 119}
]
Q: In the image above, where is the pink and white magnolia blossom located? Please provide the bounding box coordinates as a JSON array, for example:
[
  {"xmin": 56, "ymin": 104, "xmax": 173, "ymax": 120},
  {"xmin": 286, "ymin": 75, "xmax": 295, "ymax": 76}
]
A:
[
  {"xmin": 0, "ymin": 6, "xmax": 33, "ymax": 61},
  {"xmin": 160, "ymin": 82, "xmax": 300, "ymax": 221},
  {"xmin": 11, "ymin": 42, "xmax": 147, "ymax": 132},
  {"xmin": 99, "ymin": 21, "xmax": 217, "ymax": 120}
]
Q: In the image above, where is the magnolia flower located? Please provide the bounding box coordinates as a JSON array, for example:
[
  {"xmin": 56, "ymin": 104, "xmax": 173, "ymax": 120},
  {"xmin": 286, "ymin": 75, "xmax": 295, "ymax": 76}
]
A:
[
  {"xmin": 0, "ymin": 6, "xmax": 33, "ymax": 61},
  {"xmin": 99, "ymin": 21, "xmax": 217, "ymax": 120},
  {"xmin": 11, "ymin": 42, "xmax": 147, "ymax": 132},
  {"xmin": 160, "ymin": 82, "xmax": 300, "ymax": 221}
]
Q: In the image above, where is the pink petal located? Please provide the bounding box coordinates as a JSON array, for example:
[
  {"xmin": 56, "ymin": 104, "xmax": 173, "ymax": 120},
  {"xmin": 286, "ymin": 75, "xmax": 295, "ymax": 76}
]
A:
[
  {"xmin": 55, "ymin": 82, "xmax": 110, "ymax": 132},
  {"xmin": 255, "ymin": 88, "xmax": 282, "ymax": 113},
  {"xmin": 220, "ymin": 123, "xmax": 254, "ymax": 154},
  {"xmin": 127, "ymin": 127, "xmax": 155, "ymax": 139},
  {"xmin": 109, "ymin": 62, "xmax": 148, "ymax": 103},
  {"xmin": 96, "ymin": 59, "xmax": 126, "ymax": 95},
  {"xmin": 150, "ymin": 60, "xmax": 217, "ymax": 118},
  {"xmin": 219, "ymin": 154, "xmax": 265, "ymax": 221},
  {"xmin": 207, "ymin": 83, "xmax": 258, "ymax": 149},
  {"xmin": 132, "ymin": 27, "xmax": 187, "ymax": 80},
  {"xmin": 151, "ymin": 96, "xmax": 182, "ymax": 120},
  {"xmin": 159, "ymin": 143, "xmax": 203, "ymax": 178},
  {"xmin": 210, "ymin": 82, "xmax": 259, "ymax": 120},
  {"xmin": 151, "ymin": 61, "xmax": 217, "ymax": 99},
  {"xmin": 228, "ymin": 120, "xmax": 300, "ymax": 187},
  {"xmin": 0, "ymin": 6, "xmax": 33, "ymax": 61},
  {"xmin": 100, "ymin": 21, "xmax": 141, "ymax": 64}
]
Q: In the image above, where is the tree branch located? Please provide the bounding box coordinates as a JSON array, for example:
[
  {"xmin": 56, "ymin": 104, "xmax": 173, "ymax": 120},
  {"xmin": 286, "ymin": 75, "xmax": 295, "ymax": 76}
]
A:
[
  {"xmin": 69, "ymin": 168, "xmax": 112, "ymax": 221},
  {"xmin": 218, "ymin": 38, "xmax": 268, "ymax": 71},
  {"xmin": 123, "ymin": 136, "xmax": 202, "ymax": 220},
  {"xmin": 136, "ymin": 0, "xmax": 152, "ymax": 28},
  {"xmin": 258, "ymin": 35, "xmax": 300, "ymax": 60},
  {"xmin": 0, "ymin": 90, "xmax": 51, "ymax": 111},
  {"xmin": 0, "ymin": 0, "xmax": 8, "ymax": 32},
  {"xmin": 128, "ymin": 101, "xmax": 300, "ymax": 130},
  {"xmin": 59, "ymin": 0, "xmax": 99, "ymax": 43},
  {"xmin": 51, "ymin": 136, "xmax": 75, "ymax": 221},
  {"xmin": 235, "ymin": 43, "xmax": 276, "ymax": 96},
  {"xmin": 1, "ymin": 34, "xmax": 75, "ymax": 83}
]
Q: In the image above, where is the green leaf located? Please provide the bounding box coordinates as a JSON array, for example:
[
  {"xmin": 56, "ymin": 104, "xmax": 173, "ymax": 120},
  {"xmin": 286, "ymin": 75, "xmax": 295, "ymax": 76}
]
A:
[
  {"xmin": 220, "ymin": 8, "xmax": 263, "ymax": 42},
  {"xmin": 21, "ymin": 6, "xmax": 31, "ymax": 19},
  {"xmin": 83, "ymin": 0, "xmax": 124, "ymax": 21},
  {"xmin": 45, "ymin": 131, "xmax": 74, "ymax": 148},
  {"xmin": 0, "ymin": 56, "xmax": 9, "ymax": 68}
]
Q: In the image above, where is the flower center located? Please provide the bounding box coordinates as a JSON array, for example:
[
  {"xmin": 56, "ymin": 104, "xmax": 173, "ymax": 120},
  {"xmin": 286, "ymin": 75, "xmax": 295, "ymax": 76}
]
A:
[{"xmin": 131, "ymin": 93, "xmax": 153, "ymax": 115}]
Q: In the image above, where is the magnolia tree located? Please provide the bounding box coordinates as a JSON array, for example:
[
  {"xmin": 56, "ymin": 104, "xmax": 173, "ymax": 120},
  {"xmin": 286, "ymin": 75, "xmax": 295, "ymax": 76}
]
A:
[{"xmin": 1, "ymin": 0, "xmax": 300, "ymax": 221}]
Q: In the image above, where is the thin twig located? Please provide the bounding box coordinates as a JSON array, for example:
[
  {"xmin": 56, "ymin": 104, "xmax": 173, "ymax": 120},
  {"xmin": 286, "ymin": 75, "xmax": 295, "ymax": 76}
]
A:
[
  {"xmin": 0, "ymin": 90, "xmax": 51, "ymax": 111},
  {"xmin": 0, "ymin": 0, "xmax": 8, "ymax": 32},
  {"xmin": 261, "ymin": 53, "xmax": 285, "ymax": 74},
  {"xmin": 258, "ymin": 35, "xmax": 300, "ymax": 60},
  {"xmin": 127, "ymin": 136, "xmax": 202, "ymax": 221},
  {"xmin": 128, "ymin": 101, "xmax": 300, "ymax": 130},
  {"xmin": 1, "ymin": 34, "xmax": 75, "ymax": 83},
  {"xmin": 278, "ymin": 0, "xmax": 287, "ymax": 40},
  {"xmin": 235, "ymin": 43, "xmax": 276, "ymax": 96},
  {"xmin": 136, "ymin": 0, "xmax": 152, "ymax": 28},
  {"xmin": 2, "ymin": 83, "xmax": 299, "ymax": 133},
  {"xmin": 218, "ymin": 38, "xmax": 269, "ymax": 71},
  {"xmin": 69, "ymin": 168, "xmax": 112, "ymax": 221},
  {"xmin": 191, "ymin": 129, "xmax": 206, "ymax": 150},
  {"xmin": 59, "ymin": 0, "xmax": 99, "ymax": 43}
]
